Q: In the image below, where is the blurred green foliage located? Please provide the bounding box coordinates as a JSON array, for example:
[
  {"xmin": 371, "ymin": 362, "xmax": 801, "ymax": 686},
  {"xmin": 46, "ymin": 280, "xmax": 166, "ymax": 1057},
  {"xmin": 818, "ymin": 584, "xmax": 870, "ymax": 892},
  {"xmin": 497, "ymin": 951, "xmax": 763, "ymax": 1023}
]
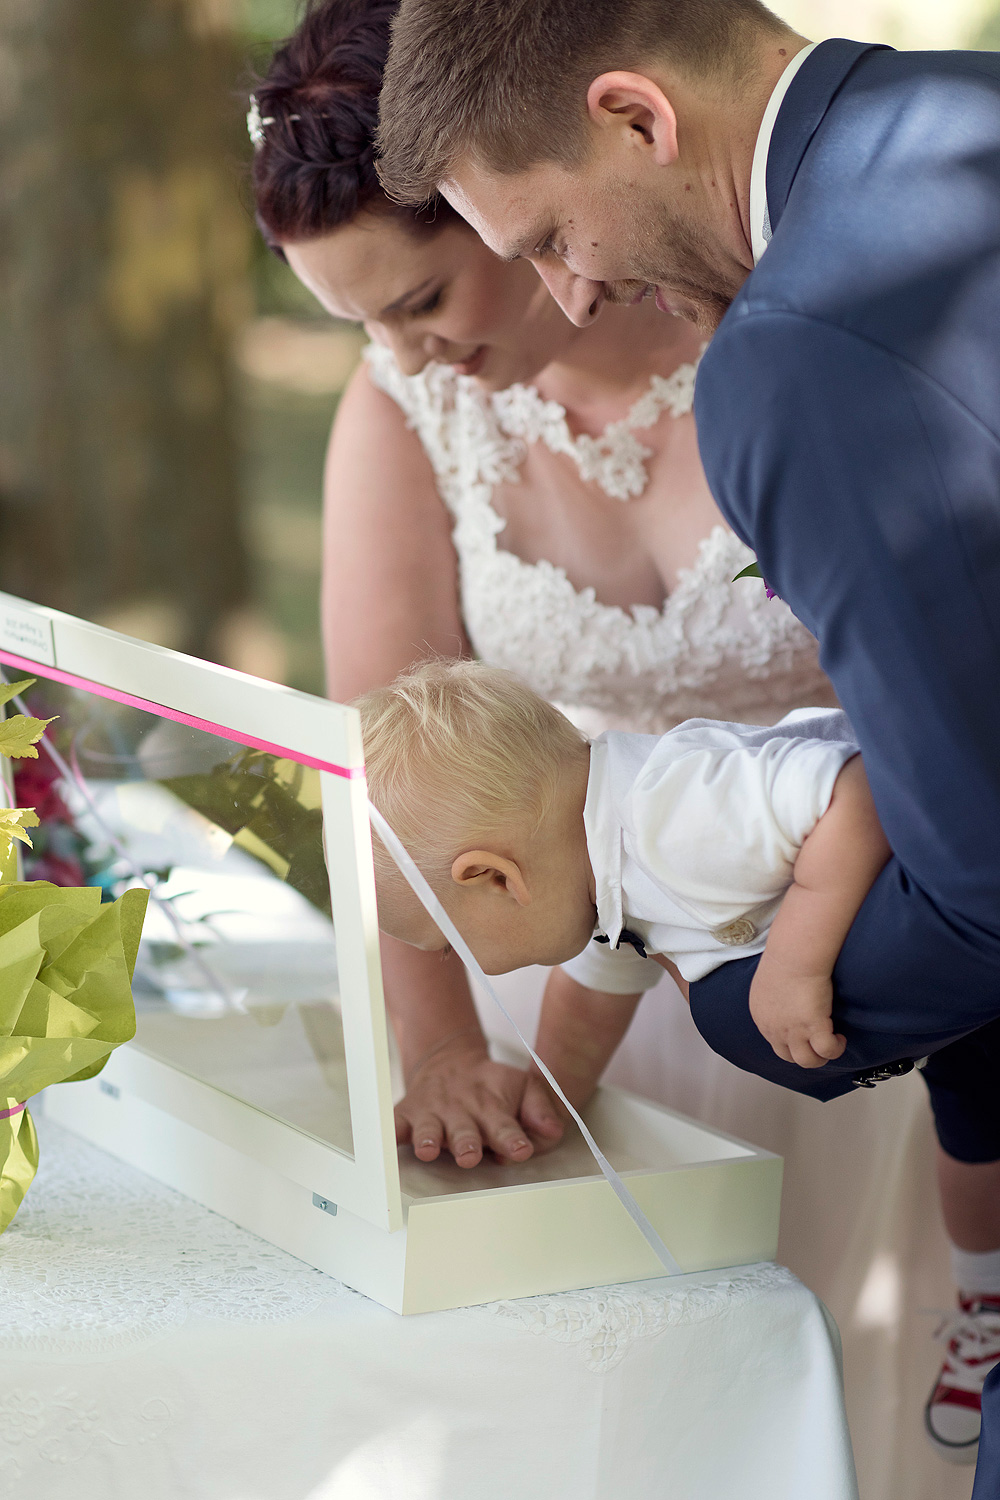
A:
[
  {"xmin": 241, "ymin": 0, "xmax": 303, "ymax": 44},
  {"xmin": 239, "ymin": 0, "xmax": 330, "ymax": 320},
  {"xmin": 232, "ymin": 1, "xmax": 341, "ymax": 695},
  {"xmin": 238, "ymin": 380, "xmax": 335, "ymax": 693},
  {"xmin": 252, "ymin": 239, "xmax": 327, "ymax": 320}
]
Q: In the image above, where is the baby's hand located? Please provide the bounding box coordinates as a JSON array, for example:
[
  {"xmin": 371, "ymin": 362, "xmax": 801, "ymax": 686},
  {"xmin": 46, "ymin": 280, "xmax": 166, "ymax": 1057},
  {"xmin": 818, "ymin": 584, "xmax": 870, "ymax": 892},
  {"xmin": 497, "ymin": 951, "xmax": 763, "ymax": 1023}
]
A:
[
  {"xmin": 393, "ymin": 1037, "xmax": 565, "ymax": 1168},
  {"xmin": 749, "ymin": 968, "xmax": 847, "ymax": 1069}
]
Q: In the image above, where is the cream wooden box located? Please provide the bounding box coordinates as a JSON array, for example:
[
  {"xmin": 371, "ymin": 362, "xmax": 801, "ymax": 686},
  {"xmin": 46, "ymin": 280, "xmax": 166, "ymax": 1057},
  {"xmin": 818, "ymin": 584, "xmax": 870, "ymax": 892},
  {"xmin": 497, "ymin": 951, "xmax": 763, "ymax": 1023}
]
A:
[{"xmin": 1, "ymin": 591, "xmax": 782, "ymax": 1314}]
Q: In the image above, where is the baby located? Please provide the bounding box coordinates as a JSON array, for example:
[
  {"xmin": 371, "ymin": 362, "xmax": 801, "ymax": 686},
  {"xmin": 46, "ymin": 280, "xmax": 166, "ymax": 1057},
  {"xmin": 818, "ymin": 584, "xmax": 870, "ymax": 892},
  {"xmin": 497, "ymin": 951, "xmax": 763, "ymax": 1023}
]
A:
[{"xmin": 356, "ymin": 661, "xmax": 890, "ymax": 1071}]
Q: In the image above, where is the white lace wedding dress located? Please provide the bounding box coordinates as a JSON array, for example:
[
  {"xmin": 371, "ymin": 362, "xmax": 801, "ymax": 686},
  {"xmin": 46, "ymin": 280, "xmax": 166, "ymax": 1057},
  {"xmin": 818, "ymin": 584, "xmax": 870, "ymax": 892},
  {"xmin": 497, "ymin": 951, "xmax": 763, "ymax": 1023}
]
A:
[
  {"xmin": 367, "ymin": 342, "xmax": 952, "ymax": 1500},
  {"xmin": 365, "ymin": 343, "xmax": 835, "ymax": 732}
]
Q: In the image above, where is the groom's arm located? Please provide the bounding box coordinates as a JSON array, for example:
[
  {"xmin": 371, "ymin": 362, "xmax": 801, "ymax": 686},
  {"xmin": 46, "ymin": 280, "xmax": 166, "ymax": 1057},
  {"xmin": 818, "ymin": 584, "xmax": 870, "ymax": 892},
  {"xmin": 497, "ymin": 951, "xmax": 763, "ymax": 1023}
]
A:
[{"xmin": 696, "ymin": 312, "xmax": 1000, "ymax": 940}]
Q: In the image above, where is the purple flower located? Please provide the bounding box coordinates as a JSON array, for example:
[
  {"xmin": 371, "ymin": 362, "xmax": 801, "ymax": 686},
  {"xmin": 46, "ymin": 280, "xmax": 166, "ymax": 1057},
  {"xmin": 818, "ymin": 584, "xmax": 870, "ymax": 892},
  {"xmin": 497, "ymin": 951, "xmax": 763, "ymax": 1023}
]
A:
[{"xmin": 733, "ymin": 560, "xmax": 780, "ymax": 601}]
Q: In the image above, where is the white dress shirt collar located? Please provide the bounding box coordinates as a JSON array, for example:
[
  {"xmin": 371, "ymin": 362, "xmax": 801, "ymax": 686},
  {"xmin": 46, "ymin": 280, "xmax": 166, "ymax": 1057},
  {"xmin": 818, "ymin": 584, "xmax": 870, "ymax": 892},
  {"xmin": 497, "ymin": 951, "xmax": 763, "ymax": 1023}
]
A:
[
  {"xmin": 749, "ymin": 41, "xmax": 818, "ymax": 265},
  {"xmin": 583, "ymin": 738, "xmax": 625, "ymax": 949}
]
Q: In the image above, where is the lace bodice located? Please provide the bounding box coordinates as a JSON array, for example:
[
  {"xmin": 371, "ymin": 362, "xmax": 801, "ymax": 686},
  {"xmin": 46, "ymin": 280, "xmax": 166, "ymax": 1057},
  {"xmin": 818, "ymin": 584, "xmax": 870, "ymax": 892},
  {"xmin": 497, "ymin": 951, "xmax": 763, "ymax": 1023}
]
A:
[{"xmin": 366, "ymin": 344, "xmax": 834, "ymax": 732}]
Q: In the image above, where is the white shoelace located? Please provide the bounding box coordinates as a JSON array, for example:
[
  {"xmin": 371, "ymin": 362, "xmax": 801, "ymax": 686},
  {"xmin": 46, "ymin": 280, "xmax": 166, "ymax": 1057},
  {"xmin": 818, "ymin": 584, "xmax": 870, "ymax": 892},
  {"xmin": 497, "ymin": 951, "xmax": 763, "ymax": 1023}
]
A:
[{"xmin": 932, "ymin": 1302, "xmax": 1000, "ymax": 1394}]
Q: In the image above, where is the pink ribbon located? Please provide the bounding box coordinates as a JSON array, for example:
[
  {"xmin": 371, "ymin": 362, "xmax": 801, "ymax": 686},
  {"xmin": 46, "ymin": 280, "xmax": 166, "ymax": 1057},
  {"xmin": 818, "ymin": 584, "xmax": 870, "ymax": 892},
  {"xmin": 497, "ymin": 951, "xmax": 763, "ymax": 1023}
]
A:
[
  {"xmin": 0, "ymin": 647, "xmax": 364, "ymax": 781},
  {"xmin": 0, "ymin": 1102, "xmax": 26, "ymax": 1119}
]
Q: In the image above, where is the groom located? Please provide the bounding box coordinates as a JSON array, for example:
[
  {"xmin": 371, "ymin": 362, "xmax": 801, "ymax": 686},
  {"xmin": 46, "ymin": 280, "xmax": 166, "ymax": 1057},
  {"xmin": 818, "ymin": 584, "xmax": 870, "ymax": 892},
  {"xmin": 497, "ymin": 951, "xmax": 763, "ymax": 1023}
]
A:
[{"xmin": 376, "ymin": 0, "xmax": 1000, "ymax": 1483}]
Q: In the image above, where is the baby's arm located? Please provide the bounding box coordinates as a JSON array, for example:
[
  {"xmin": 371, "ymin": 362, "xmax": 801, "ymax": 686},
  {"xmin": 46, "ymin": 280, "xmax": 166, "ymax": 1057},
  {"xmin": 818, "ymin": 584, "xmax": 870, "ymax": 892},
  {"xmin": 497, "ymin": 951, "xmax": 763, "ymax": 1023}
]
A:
[
  {"xmin": 750, "ymin": 754, "xmax": 891, "ymax": 1069},
  {"xmin": 532, "ymin": 968, "xmax": 644, "ymax": 1113}
]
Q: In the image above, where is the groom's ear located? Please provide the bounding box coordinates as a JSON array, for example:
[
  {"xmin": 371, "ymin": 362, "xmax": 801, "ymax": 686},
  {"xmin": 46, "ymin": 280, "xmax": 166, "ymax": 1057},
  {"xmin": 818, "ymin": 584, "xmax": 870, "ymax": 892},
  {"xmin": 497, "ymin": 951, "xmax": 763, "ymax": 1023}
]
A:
[{"xmin": 586, "ymin": 72, "xmax": 679, "ymax": 168}]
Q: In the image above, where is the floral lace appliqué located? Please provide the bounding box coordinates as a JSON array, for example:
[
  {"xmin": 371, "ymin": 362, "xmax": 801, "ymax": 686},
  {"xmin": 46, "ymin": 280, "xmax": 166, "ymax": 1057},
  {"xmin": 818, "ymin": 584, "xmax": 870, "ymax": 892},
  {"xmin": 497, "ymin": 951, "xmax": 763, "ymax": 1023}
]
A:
[
  {"xmin": 365, "ymin": 345, "xmax": 834, "ymax": 734},
  {"xmin": 492, "ymin": 361, "xmax": 700, "ymax": 501},
  {"xmin": 0, "ymin": 1119, "xmax": 354, "ymax": 1357},
  {"xmin": 488, "ymin": 1263, "xmax": 798, "ymax": 1373},
  {"xmin": 0, "ymin": 1387, "xmax": 176, "ymax": 1476}
]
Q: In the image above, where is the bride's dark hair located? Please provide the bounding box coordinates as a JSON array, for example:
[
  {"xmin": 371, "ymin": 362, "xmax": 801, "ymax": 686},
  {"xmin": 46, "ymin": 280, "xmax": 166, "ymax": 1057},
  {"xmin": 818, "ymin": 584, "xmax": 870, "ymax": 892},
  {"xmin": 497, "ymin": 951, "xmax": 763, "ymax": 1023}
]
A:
[{"xmin": 250, "ymin": 0, "xmax": 455, "ymax": 254}]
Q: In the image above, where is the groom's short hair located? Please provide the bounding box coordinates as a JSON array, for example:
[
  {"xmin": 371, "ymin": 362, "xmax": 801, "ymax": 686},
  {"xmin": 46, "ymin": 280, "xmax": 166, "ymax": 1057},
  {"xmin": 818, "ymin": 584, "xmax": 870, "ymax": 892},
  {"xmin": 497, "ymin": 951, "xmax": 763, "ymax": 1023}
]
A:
[{"xmin": 377, "ymin": 0, "xmax": 787, "ymax": 204}]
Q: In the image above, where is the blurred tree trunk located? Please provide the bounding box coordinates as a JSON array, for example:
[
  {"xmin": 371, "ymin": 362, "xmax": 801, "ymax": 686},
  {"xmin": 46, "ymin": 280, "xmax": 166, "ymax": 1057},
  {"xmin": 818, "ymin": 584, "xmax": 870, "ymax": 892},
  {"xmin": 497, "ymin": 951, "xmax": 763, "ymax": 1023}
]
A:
[{"xmin": 0, "ymin": 0, "xmax": 252, "ymax": 659}]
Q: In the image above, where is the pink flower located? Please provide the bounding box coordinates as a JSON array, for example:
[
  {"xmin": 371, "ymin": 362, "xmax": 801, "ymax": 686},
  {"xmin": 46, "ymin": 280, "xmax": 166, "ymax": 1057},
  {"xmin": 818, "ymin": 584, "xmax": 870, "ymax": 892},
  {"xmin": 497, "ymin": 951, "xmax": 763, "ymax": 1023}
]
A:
[{"xmin": 13, "ymin": 759, "xmax": 73, "ymax": 825}]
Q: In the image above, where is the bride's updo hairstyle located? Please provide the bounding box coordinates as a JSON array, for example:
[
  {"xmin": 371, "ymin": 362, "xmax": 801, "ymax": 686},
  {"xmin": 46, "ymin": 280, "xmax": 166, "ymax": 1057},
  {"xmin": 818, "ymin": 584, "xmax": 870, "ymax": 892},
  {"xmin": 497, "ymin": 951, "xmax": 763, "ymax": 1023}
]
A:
[{"xmin": 250, "ymin": 0, "xmax": 455, "ymax": 255}]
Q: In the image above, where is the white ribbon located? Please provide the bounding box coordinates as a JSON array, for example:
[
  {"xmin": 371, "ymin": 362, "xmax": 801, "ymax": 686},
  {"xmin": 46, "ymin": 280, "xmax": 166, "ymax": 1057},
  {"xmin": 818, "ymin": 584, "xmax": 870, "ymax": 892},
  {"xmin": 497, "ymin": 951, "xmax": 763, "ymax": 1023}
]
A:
[{"xmin": 368, "ymin": 802, "xmax": 682, "ymax": 1275}]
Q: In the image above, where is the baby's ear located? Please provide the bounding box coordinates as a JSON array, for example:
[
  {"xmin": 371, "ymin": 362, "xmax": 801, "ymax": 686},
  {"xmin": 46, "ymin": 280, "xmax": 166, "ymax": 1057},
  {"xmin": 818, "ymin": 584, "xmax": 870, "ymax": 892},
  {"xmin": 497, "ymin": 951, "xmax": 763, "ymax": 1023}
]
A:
[{"xmin": 451, "ymin": 850, "xmax": 531, "ymax": 906}]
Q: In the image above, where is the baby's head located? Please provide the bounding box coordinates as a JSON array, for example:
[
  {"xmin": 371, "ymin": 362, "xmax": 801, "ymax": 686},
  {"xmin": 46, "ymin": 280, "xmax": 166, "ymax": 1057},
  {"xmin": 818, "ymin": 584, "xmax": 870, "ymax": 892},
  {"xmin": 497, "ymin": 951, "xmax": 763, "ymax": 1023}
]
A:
[{"xmin": 355, "ymin": 661, "xmax": 596, "ymax": 972}]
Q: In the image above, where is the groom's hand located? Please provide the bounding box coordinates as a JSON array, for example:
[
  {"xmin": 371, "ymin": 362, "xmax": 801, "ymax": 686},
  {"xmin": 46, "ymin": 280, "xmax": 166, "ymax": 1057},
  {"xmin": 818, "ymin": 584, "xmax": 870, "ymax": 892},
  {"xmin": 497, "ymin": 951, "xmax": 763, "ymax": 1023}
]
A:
[{"xmin": 749, "ymin": 970, "xmax": 847, "ymax": 1070}]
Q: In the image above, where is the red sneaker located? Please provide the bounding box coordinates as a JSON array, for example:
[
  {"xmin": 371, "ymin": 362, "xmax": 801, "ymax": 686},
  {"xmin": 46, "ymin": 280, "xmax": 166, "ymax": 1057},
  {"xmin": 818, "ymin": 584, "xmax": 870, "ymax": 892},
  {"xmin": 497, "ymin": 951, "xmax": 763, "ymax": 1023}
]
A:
[{"xmin": 925, "ymin": 1295, "xmax": 1000, "ymax": 1464}]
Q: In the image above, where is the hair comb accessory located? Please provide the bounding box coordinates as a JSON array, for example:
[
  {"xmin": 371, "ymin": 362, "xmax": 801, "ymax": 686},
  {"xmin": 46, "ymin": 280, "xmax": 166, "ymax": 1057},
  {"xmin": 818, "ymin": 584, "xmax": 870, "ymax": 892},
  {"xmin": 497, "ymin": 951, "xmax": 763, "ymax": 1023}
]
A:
[{"xmin": 246, "ymin": 95, "xmax": 275, "ymax": 150}]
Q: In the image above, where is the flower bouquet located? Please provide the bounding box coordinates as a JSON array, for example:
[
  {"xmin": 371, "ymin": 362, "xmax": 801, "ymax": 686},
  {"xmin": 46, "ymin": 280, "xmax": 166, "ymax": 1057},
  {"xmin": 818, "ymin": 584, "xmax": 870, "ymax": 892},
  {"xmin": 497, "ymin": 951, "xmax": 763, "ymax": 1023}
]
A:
[{"xmin": 0, "ymin": 677, "xmax": 148, "ymax": 1232}]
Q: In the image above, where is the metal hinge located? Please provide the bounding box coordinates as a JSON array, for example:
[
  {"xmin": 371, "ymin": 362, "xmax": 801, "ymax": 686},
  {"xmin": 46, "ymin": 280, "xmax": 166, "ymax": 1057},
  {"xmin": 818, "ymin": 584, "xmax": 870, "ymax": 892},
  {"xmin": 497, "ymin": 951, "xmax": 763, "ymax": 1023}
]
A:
[{"xmin": 312, "ymin": 1193, "xmax": 338, "ymax": 1217}]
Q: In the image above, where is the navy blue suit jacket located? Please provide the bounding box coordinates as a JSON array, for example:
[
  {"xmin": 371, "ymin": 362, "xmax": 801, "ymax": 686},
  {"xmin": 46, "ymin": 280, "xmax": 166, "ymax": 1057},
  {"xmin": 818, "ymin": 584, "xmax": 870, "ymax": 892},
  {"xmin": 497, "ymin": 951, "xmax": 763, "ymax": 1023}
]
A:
[
  {"xmin": 692, "ymin": 41, "xmax": 1000, "ymax": 1091},
  {"xmin": 694, "ymin": 50, "xmax": 1000, "ymax": 1490}
]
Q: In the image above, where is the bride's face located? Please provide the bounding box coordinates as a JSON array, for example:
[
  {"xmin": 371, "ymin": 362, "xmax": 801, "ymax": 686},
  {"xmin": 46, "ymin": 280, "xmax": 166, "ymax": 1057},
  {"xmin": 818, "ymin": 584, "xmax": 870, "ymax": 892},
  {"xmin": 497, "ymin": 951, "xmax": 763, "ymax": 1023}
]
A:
[{"xmin": 282, "ymin": 211, "xmax": 580, "ymax": 391}]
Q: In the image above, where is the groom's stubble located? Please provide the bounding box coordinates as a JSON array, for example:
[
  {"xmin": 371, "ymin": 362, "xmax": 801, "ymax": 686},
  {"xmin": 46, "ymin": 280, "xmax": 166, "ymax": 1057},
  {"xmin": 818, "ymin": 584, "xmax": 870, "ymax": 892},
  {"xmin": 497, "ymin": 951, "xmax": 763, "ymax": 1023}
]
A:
[{"xmin": 601, "ymin": 187, "xmax": 751, "ymax": 335}]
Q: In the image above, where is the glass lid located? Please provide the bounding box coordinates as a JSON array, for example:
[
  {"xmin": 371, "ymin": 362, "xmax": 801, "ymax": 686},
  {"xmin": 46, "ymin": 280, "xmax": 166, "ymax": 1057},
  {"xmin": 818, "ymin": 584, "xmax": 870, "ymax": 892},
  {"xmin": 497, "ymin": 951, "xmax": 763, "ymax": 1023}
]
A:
[{"xmin": 11, "ymin": 673, "xmax": 354, "ymax": 1158}]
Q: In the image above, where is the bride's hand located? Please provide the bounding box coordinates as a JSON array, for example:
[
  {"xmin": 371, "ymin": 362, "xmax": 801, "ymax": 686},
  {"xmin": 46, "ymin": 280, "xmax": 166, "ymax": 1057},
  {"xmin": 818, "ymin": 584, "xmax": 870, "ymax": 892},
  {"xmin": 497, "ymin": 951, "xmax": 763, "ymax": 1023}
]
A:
[{"xmin": 394, "ymin": 1032, "xmax": 566, "ymax": 1168}]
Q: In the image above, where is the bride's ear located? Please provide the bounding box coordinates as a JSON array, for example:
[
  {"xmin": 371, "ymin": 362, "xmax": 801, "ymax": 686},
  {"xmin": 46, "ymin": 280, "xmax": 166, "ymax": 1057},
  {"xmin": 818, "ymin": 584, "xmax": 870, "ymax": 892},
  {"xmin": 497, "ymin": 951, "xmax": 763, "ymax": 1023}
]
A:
[
  {"xmin": 451, "ymin": 851, "xmax": 531, "ymax": 906},
  {"xmin": 586, "ymin": 71, "xmax": 679, "ymax": 168}
]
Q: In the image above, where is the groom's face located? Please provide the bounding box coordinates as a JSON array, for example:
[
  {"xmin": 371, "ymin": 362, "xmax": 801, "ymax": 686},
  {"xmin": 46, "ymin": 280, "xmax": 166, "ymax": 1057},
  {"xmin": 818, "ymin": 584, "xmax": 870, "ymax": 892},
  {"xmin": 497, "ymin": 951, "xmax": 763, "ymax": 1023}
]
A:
[{"xmin": 442, "ymin": 147, "xmax": 745, "ymax": 336}]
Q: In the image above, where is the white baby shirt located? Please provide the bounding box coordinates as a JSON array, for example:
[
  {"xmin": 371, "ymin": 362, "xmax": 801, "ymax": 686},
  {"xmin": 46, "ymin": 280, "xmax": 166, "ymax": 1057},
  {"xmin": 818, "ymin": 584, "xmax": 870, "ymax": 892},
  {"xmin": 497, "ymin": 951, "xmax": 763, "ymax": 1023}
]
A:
[{"xmin": 561, "ymin": 708, "xmax": 859, "ymax": 991}]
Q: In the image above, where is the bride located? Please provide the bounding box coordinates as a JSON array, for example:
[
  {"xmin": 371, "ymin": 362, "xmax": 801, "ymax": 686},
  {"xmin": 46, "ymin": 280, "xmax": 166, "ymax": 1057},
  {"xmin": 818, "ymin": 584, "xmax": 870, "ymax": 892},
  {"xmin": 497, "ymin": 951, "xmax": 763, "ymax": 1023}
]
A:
[
  {"xmin": 248, "ymin": 8, "xmax": 949, "ymax": 1495},
  {"xmin": 250, "ymin": 0, "xmax": 832, "ymax": 1168}
]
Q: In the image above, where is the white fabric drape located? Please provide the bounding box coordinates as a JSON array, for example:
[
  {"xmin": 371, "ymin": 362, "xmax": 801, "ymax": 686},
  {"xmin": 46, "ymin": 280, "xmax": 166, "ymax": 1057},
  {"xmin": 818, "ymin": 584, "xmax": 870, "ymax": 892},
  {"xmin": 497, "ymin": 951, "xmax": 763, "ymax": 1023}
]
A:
[
  {"xmin": 484, "ymin": 969, "xmax": 976, "ymax": 1500},
  {"xmin": 2, "ymin": 1119, "xmax": 858, "ymax": 1500}
]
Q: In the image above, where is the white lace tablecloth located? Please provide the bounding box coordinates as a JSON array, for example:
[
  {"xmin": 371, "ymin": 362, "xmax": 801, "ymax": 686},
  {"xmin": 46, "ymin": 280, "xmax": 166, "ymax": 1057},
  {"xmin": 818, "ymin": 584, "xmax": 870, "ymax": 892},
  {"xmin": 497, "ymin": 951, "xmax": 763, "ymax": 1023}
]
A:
[{"xmin": 0, "ymin": 1120, "xmax": 858, "ymax": 1500}]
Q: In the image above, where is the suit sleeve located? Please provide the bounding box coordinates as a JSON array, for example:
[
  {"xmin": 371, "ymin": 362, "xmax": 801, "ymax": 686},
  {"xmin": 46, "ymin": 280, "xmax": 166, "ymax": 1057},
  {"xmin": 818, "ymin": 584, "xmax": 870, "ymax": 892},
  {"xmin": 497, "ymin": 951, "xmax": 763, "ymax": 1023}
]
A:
[{"xmin": 695, "ymin": 312, "xmax": 1000, "ymax": 932}]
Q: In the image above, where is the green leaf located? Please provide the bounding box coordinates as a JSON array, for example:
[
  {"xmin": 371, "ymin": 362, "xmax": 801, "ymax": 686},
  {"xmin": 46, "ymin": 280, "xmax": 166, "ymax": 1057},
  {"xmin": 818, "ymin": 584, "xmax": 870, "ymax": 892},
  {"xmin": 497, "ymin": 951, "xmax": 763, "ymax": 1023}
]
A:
[
  {"xmin": 0, "ymin": 809, "xmax": 40, "ymax": 865},
  {"xmin": 733, "ymin": 562, "xmax": 764, "ymax": 582},
  {"xmin": 0, "ymin": 715, "xmax": 56, "ymax": 760},
  {"xmin": 0, "ymin": 680, "xmax": 35, "ymax": 710}
]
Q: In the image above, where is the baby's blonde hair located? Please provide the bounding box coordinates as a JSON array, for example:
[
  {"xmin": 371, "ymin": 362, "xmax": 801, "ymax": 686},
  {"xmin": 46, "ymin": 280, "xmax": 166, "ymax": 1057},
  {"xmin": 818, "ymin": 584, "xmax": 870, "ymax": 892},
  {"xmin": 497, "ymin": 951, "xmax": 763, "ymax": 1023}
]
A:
[{"xmin": 355, "ymin": 660, "xmax": 587, "ymax": 890}]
